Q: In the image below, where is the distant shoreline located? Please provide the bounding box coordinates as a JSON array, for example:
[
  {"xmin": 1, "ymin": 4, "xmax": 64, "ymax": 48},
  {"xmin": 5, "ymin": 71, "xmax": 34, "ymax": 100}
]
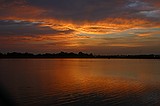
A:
[
  {"xmin": 0, "ymin": 52, "xmax": 160, "ymax": 59},
  {"xmin": 0, "ymin": 57, "xmax": 159, "ymax": 59}
]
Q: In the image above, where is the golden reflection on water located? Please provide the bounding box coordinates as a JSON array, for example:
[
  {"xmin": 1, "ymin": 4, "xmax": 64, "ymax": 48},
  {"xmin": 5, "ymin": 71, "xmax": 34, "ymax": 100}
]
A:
[
  {"xmin": 0, "ymin": 59, "xmax": 160, "ymax": 105},
  {"xmin": 49, "ymin": 64, "xmax": 144, "ymax": 95},
  {"xmin": 31, "ymin": 59, "xmax": 159, "ymax": 106},
  {"xmin": 33, "ymin": 59, "xmax": 158, "ymax": 98}
]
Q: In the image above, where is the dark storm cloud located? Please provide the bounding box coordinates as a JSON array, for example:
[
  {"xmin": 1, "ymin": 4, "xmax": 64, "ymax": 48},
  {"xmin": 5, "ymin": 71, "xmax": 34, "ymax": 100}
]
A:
[
  {"xmin": 0, "ymin": 20, "xmax": 74, "ymax": 36},
  {"xmin": 25, "ymin": 0, "xmax": 160, "ymax": 22},
  {"xmin": 0, "ymin": 0, "xmax": 44, "ymax": 19},
  {"xmin": 0, "ymin": 0, "xmax": 160, "ymax": 22},
  {"xmin": 26, "ymin": 0, "xmax": 130, "ymax": 21}
]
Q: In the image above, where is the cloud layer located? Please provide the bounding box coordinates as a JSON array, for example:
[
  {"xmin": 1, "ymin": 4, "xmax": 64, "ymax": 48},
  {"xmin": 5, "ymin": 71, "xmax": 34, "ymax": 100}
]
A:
[{"xmin": 0, "ymin": 0, "xmax": 160, "ymax": 54}]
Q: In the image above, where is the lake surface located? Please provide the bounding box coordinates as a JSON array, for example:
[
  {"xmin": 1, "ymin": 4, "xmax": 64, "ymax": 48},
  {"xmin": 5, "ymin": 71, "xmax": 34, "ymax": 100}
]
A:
[{"xmin": 0, "ymin": 59, "xmax": 160, "ymax": 106}]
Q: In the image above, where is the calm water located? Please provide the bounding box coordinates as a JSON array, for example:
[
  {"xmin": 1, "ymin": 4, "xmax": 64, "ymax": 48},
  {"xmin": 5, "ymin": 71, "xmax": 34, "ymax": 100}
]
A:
[{"xmin": 0, "ymin": 59, "xmax": 160, "ymax": 106}]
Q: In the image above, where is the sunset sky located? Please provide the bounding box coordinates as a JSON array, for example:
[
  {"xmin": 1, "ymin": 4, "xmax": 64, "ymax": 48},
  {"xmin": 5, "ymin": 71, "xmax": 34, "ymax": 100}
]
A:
[{"xmin": 0, "ymin": 0, "xmax": 160, "ymax": 54}]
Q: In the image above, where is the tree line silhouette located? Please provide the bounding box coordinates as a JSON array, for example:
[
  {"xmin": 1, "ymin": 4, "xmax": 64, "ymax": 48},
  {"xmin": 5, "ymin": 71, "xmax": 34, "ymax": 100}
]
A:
[{"xmin": 0, "ymin": 52, "xmax": 160, "ymax": 59}]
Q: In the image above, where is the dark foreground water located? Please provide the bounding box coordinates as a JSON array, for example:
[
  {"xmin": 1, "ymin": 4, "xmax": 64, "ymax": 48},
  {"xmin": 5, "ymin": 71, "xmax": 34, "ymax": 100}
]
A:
[{"xmin": 0, "ymin": 59, "xmax": 160, "ymax": 106}]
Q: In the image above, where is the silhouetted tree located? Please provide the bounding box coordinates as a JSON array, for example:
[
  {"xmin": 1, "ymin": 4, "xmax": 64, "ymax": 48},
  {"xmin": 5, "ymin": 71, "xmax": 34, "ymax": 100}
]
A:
[{"xmin": 0, "ymin": 52, "xmax": 159, "ymax": 59}]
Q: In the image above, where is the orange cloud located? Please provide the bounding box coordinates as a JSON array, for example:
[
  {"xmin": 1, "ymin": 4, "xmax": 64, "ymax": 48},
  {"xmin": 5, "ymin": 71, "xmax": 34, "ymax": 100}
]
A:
[
  {"xmin": 137, "ymin": 31, "xmax": 160, "ymax": 37},
  {"xmin": 33, "ymin": 18, "xmax": 153, "ymax": 35},
  {"xmin": 0, "ymin": 0, "xmax": 160, "ymax": 54}
]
